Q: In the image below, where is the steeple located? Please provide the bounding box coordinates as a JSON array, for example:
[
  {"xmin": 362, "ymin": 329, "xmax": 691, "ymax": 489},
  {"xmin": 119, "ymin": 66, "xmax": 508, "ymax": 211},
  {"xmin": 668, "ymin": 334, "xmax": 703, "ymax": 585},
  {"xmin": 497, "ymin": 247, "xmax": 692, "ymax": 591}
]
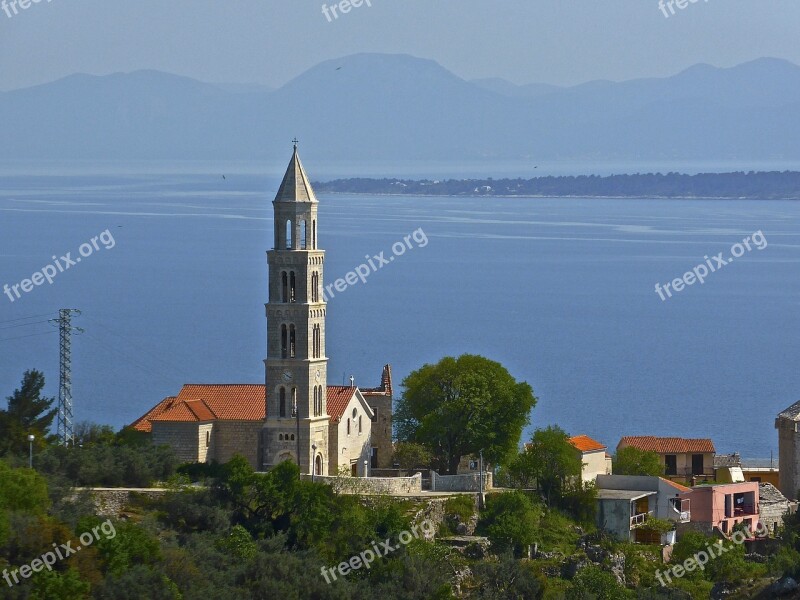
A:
[{"xmin": 274, "ymin": 142, "xmax": 318, "ymax": 204}]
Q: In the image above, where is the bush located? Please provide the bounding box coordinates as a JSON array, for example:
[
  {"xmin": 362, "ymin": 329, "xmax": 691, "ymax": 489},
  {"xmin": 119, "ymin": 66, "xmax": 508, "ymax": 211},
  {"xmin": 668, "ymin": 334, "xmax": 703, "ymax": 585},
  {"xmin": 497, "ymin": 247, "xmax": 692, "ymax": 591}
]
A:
[{"xmin": 477, "ymin": 491, "xmax": 540, "ymax": 556}]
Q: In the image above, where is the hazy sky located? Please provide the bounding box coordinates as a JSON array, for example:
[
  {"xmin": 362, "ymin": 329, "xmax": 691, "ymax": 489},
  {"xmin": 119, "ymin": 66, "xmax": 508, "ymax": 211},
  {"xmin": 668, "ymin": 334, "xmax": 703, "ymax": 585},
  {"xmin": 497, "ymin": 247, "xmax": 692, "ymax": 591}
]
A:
[{"xmin": 1, "ymin": 1, "xmax": 798, "ymax": 91}]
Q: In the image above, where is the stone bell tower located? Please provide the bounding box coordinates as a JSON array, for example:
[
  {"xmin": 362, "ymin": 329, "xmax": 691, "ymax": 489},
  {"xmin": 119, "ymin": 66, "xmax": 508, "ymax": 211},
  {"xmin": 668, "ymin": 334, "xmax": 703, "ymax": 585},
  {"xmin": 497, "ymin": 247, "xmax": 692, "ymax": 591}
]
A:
[{"xmin": 262, "ymin": 142, "xmax": 329, "ymax": 475}]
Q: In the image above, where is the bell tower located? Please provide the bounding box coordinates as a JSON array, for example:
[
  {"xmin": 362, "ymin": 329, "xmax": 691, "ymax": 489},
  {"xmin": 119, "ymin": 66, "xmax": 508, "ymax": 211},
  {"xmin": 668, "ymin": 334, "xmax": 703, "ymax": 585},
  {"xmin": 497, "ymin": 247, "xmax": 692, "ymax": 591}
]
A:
[{"xmin": 262, "ymin": 142, "xmax": 329, "ymax": 474}]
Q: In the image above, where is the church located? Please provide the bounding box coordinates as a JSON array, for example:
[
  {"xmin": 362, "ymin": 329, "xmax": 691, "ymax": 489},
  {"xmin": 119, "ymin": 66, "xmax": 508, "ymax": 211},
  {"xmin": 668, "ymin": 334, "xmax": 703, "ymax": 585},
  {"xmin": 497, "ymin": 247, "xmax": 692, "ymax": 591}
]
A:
[{"xmin": 132, "ymin": 145, "xmax": 394, "ymax": 475}]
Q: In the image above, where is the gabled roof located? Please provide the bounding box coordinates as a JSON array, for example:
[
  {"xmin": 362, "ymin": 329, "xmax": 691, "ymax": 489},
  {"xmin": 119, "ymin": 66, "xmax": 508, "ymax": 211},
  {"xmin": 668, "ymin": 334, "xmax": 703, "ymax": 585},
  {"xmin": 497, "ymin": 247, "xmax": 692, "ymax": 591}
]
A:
[
  {"xmin": 274, "ymin": 145, "xmax": 318, "ymax": 203},
  {"xmin": 326, "ymin": 386, "xmax": 356, "ymax": 423},
  {"xmin": 778, "ymin": 400, "xmax": 800, "ymax": 422},
  {"xmin": 618, "ymin": 436, "xmax": 716, "ymax": 454},
  {"xmin": 133, "ymin": 384, "xmax": 267, "ymax": 432},
  {"xmin": 659, "ymin": 478, "xmax": 691, "ymax": 493},
  {"xmin": 569, "ymin": 435, "xmax": 607, "ymax": 453}
]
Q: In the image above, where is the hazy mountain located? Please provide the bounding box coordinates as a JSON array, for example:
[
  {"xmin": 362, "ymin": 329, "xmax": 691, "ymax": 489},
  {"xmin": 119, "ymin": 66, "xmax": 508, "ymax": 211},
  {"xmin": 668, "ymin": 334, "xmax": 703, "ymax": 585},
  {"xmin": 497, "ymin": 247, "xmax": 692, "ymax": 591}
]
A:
[{"xmin": 2, "ymin": 54, "xmax": 800, "ymax": 162}]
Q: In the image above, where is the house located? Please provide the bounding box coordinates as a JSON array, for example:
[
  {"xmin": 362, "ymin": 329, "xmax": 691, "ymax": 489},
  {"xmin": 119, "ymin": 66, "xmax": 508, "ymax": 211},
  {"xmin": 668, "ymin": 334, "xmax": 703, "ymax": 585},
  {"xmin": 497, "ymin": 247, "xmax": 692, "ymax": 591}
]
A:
[
  {"xmin": 758, "ymin": 482, "xmax": 793, "ymax": 536},
  {"xmin": 569, "ymin": 435, "xmax": 612, "ymax": 484},
  {"xmin": 326, "ymin": 386, "xmax": 375, "ymax": 476},
  {"xmin": 678, "ymin": 482, "xmax": 760, "ymax": 537},
  {"xmin": 714, "ymin": 453, "xmax": 779, "ymax": 486},
  {"xmin": 596, "ymin": 475, "xmax": 691, "ymax": 544},
  {"xmin": 618, "ymin": 436, "xmax": 715, "ymax": 481},
  {"xmin": 596, "ymin": 488, "xmax": 657, "ymax": 542}
]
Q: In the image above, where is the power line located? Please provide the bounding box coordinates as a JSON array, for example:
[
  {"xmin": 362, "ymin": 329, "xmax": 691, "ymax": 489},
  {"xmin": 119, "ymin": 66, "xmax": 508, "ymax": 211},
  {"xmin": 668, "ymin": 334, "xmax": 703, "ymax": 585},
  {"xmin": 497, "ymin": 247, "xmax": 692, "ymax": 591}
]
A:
[
  {"xmin": 0, "ymin": 319, "xmax": 54, "ymax": 331},
  {"xmin": 0, "ymin": 312, "xmax": 57, "ymax": 326},
  {"xmin": 0, "ymin": 330, "xmax": 58, "ymax": 343}
]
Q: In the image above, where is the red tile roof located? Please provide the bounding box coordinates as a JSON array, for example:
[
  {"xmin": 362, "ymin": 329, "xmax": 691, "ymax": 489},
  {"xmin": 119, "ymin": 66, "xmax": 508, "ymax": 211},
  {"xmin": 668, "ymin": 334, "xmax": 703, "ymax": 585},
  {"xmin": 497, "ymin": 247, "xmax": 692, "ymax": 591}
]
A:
[
  {"xmin": 569, "ymin": 435, "xmax": 607, "ymax": 453},
  {"xmin": 326, "ymin": 386, "xmax": 357, "ymax": 423},
  {"xmin": 619, "ymin": 436, "xmax": 716, "ymax": 454},
  {"xmin": 660, "ymin": 478, "xmax": 691, "ymax": 493},
  {"xmin": 132, "ymin": 384, "xmax": 266, "ymax": 432}
]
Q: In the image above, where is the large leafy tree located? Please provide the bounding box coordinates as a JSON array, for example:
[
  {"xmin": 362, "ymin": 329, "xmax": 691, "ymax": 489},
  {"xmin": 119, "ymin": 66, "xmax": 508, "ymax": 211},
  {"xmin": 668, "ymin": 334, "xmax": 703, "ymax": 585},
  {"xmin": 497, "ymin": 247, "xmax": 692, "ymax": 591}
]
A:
[
  {"xmin": 508, "ymin": 426, "xmax": 582, "ymax": 505},
  {"xmin": 395, "ymin": 354, "xmax": 537, "ymax": 474},
  {"xmin": 613, "ymin": 446, "xmax": 663, "ymax": 477},
  {"xmin": 0, "ymin": 370, "xmax": 57, "ymax": 456}
]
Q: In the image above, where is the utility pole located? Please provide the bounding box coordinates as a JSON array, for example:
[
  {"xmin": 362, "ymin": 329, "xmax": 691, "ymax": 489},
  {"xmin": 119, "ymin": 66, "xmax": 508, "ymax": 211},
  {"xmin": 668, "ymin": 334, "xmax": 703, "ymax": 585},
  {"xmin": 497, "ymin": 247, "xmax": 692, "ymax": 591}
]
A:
[{"xmin": 50, "ymin": 309, "xmax": 83, "ymax": 446}]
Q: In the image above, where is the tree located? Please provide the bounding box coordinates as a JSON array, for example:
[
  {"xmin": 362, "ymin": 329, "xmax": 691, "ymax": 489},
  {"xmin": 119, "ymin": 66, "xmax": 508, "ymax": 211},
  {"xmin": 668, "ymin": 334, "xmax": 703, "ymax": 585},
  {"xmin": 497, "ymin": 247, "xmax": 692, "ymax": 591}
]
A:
[
  {"xmin": 0, "ymin": 370, "xmax": 57, "ymax": 456},
  {"xmin": 392, "ymin": 442, "xmax": 433, "ymax": 471},
  {"xmin": 476, "ymin": 491, "xmax": 540, "ymax": 556},
  {"xmin": 508, "ymin": 426, "xmax": 582, "ymax": 506},
  {"xmin": 613, "ymin": 446, "xmax": 663, "ymax": 477},
  {"xmin": 395, "ymin": 355, "xmax": 537, "ymax": 474}
]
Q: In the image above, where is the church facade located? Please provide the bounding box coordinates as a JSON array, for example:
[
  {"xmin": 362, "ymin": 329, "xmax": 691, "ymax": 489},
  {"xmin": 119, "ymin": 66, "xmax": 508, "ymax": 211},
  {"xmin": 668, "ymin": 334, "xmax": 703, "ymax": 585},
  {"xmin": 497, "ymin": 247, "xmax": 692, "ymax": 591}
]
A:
[{"xmin": 132, "ymin": 146, "xmax": 393, "ymax": 474}]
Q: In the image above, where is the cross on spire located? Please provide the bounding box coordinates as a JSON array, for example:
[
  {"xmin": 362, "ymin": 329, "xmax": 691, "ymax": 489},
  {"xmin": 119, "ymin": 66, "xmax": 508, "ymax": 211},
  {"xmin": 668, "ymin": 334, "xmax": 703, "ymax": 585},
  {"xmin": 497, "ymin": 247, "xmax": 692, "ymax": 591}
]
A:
[{"xmin": 292, "ymin": 138, "xmax": 299, "ymax": 150}]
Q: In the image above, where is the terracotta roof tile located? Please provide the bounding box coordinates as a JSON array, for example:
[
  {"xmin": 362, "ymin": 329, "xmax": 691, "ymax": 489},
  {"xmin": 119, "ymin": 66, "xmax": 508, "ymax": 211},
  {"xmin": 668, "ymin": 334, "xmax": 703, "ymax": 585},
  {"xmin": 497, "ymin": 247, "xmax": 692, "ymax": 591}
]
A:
[
  {"xmin": 326, "ymin": 386, "xmax": 357, "ymax": 423},
  {"xmin": 569, "ymin": 435, "xmax": 607, "ymax": 453},
  {"xmin": 660, "ymin": 477, "xmax": 691, "ymax": 493},
  {"xmin": 131, "ymin": 396, "xmax": 178, "ymax": 432},
  {"xmin": 618, "ymin": 436, "xmax": 716, "ymax": 454}
]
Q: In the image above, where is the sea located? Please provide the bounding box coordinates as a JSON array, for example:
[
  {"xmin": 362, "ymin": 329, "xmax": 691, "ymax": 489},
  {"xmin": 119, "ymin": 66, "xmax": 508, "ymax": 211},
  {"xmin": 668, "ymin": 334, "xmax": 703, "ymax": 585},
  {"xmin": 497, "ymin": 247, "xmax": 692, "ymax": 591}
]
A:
[{"xmin": 1, "ymin": 160, "xmax": 799, "ymax": 459}]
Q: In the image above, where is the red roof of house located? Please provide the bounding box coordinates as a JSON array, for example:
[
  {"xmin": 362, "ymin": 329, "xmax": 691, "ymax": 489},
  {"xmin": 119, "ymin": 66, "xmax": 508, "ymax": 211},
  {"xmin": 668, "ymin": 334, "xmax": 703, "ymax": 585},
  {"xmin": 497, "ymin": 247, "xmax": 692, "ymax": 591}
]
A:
[
  {"xmin": 326, "ymin": 386, "xmax": 358, "ymax": 423},
  {"xmin": 618, "ymin": 436, "xmax": 716, "ymax": 454},
  {"xmin": 569, "ymin": 435, "xmax": 607, "ymax": 453},
  {"xmin": 132, "ymin": 384, "xmax": 267, "ymax": 432},
  {"xmin": 660, "ymin": 478, "xmax": 691, "ymax": 493}
]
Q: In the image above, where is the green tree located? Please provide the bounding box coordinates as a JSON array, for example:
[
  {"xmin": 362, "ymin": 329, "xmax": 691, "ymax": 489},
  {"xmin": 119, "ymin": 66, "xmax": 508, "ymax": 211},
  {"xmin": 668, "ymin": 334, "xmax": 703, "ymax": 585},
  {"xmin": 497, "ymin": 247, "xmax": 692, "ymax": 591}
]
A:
[
  {"xmin": 509, "ymin": 426, "xmax": 582, "ymax": 505},
  {"xmin": 613, "ymin": 447, "xmax": 664, "ymax": 477},
  {"xmin": 0, "ymin": 460, "xmax": 50, "ymax": 513},
  {"xmin": 392, "ymin": 442, "xmax": 433, "ymax": 470},
  {"xmin": 476, "ymin": 491, "xmax": 540, "ymax": 556},
  {"xmin": 0, "ymin": 370, "xmax": 57, "ymax": 456},
  {"xmin": 567, "ymin": 565, "xmax": 630, "ymax": 599},
  {"xmin": 395, "ymin": 355, "xmax": 537, "ymax": 474}
]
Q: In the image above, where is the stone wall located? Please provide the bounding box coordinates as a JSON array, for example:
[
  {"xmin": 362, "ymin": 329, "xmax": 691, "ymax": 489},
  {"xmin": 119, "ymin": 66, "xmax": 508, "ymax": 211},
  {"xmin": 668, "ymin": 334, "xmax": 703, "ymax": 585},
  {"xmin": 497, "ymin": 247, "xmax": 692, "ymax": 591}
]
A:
[
  {"xmin": 214, "ymin": 421, "xmax": 262, "ymax": 469},
  {"xmin": 152, "ymin": 422, "xmax": 205, "ymax": 463},
  {"xmin": 301, "ymin": 472, "xmax": 422, "ymax": 495},
  {"xmin": 75, "ymin": 488, "xmax": 169, "ymax": 518},
  {"xmin": 431, "ymin": 471, "xmax": 493, "ymax": 492}
]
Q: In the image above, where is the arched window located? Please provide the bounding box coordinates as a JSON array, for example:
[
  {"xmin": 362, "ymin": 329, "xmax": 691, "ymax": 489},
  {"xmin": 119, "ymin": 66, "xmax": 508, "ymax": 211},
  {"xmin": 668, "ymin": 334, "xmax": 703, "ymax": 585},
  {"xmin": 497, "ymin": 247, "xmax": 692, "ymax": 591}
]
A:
[
  {"xmin": 206, "ymin": 430, "xmax": 211, "ymax": 447},
  {"xmin": 279, "ymin": 387, "xmax": 286, "ymax": 418},
  {"xmin": 281, "ymin": 324, "xmax": 288, "ymax": 358},
  {"xmin": 289, "ymin": 271, "xmax": 296, "ymax": 303},
  {"xmin": 289, "ymin": 324, "xmax": 296, "ymax": 358},
  {"xmin": 352, "ymin": 408, "xmax": 357, "ymax": 419},
  {"xmin": 311, "ymin": 272, "xmax": 319, "ymax": 303},
  {"xmin": 359, "ymin": 415, "xmax": 363, "ymax": 434},
  {"xmin": 347, "ymin": 419, "xmax": 351, "ymax": 435},
  {"xmin": 291, "ymin": 387, "xmax": 297, "ymax": 417},
  {"xmin": 278, "ymin": 433, "xmax": 283, "ymax": 441},
  {"xmin": 286, "ymin": 220, "xmax": 293, "ymax": 249},
  {"xmin": 313, "ymin": 387, "xmax": 318, "ymax": 416},
  {"xmin": 290, "ymin": 434, "xmax": 295, "ymax": 441},
  {"xmin": 300, "ymin": 220, "xmax": 307, "ymax": 250},
  {"xmin": 281, "ymin": 272, "xmax": 288, "ymax": 302}
]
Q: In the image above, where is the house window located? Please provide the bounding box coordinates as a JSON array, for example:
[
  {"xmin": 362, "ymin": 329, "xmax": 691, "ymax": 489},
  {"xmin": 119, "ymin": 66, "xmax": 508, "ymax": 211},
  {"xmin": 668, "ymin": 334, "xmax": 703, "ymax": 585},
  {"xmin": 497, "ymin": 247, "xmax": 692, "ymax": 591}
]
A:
[
  {"xmin": 691, "ymin": 454, "xmax": 704, "ymax": 475},
  {"xmin": 347, "ymin": 419, "xmax": 351, "ymax": 435},
  {"xmin": 358, "ymin": 415, "xmax": 362, "ymax": 434},
  {"xmin": 206, "ymin": 430, "xmax": 210, "ymax": 447},
  {"xmin": 665, "ymin": 455, "xmax": 677, "ymax": 476},
  {"xmin": 371, "ymin": 447, "xmax": 378, "ymax": 469}
]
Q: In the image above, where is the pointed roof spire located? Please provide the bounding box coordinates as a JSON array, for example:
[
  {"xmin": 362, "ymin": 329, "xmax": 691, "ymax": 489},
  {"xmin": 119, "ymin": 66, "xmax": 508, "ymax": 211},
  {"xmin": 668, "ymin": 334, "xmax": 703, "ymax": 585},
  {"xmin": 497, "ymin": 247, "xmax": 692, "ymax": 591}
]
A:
[{"xmin": 274, "ymin": 140, "xmax": 318, "ymax": 203}]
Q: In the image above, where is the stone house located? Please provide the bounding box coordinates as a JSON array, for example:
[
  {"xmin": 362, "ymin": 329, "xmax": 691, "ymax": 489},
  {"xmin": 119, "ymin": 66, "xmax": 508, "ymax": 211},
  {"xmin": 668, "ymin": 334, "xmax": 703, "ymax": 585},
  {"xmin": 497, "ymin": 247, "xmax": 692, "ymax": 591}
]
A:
[{"xmin": 776, "ymin": 400, "xmax": 800, "ymax": 500}]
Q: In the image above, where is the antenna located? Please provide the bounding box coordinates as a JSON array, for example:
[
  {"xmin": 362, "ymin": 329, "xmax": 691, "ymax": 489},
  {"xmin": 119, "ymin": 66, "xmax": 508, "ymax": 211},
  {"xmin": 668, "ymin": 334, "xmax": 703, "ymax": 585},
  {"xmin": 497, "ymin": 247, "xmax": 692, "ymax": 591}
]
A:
[{"xmin": 49, "ymin": 309, "xmax": 84, "ymax": 446}]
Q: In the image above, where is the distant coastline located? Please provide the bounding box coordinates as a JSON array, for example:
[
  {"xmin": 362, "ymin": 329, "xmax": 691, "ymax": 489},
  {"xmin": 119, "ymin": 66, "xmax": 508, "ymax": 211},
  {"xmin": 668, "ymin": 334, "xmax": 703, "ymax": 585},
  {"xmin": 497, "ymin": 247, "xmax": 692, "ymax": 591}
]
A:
[{"xmin": 315, "ymin": 171, "xmax": 800, "ymax": 200}]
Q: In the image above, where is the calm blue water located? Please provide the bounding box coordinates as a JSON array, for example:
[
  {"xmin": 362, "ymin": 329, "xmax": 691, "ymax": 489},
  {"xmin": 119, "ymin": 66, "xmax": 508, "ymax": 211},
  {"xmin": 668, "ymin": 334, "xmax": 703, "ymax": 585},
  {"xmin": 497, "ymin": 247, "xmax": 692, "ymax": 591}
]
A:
[{"xmin": 1, "ymin": 170, "xmax": 799, "ymax": 458}]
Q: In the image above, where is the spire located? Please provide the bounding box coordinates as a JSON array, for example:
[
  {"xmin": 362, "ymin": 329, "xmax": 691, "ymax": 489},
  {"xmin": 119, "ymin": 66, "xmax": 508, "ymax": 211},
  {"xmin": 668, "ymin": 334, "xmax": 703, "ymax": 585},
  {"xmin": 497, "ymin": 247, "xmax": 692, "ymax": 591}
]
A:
[{"xmin": 274, "ymin": 141, "xmax": 318, "ymax": 203}]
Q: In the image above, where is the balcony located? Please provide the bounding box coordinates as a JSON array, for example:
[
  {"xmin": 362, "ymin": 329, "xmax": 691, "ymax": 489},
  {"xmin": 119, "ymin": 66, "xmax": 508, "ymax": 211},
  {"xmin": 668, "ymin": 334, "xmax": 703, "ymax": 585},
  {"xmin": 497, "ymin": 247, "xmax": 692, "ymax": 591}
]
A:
[
  {"xmin": 669, "ymin": 498, "xmax": 692, "ymax": 523},
  {"xmin": 630, "ymin": 511, "xmax": 654, "ymax": 528}
]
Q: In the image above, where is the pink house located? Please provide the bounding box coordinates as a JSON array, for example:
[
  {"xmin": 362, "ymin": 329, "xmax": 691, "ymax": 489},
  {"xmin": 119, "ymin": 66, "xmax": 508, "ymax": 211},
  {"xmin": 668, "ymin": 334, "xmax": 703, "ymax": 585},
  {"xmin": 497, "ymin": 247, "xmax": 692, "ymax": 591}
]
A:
[{"xmin": 679, "ymin": 482, "xmax": 759, "ymax": 536}]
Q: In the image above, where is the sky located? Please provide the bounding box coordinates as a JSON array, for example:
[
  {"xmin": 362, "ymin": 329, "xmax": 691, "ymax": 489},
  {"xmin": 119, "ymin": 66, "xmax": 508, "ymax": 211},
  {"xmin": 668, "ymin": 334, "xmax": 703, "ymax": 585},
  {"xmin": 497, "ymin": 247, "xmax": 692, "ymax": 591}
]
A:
[{"xmin": 1, "ymin": 1, "xmax": 799, "ymax": 92}]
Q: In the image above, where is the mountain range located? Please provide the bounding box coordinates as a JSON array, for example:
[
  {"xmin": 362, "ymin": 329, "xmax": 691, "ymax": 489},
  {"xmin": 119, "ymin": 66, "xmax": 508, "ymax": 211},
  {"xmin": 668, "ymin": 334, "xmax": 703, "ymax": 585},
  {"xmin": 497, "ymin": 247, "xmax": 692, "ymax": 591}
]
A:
[{"xmin": 2, "ymin": 53, "xmax": 800, "ymax": 162}]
